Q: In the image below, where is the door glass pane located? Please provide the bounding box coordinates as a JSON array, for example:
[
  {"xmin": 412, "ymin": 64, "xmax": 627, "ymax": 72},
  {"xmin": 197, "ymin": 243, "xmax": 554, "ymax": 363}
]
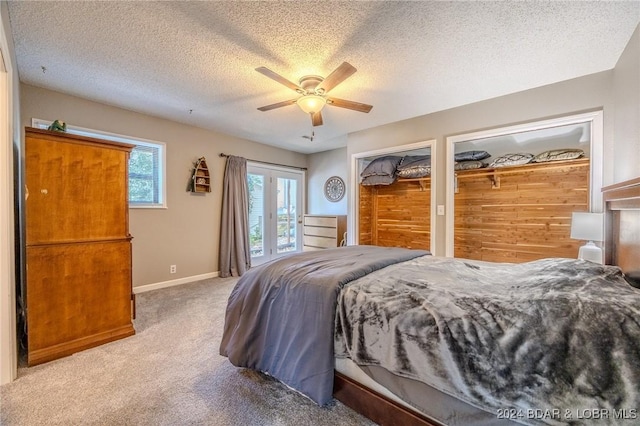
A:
[
  {"xmin": 248, "ymin": 173, "xmax": 264, "ymax": 258},
  {"xmin": 276, "ymin": 177, "xmax": 297, "ymax": 254}
]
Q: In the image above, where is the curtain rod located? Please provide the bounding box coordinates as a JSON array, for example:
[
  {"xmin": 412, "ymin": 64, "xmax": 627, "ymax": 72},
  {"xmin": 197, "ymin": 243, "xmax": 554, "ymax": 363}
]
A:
[{"xmin": 219, "ymin": 153, "xmax": 307, "ymax": 171}]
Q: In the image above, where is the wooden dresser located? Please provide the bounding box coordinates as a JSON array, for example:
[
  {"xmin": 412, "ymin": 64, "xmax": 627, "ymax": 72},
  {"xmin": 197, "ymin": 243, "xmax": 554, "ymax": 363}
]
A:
[
  {"xmin": 25, "ymin": 127, "xmax": 135, "ymax": 366},
  {"xmin": 303, "ymin": 214, "xmax": 347, "ymax": 251}
]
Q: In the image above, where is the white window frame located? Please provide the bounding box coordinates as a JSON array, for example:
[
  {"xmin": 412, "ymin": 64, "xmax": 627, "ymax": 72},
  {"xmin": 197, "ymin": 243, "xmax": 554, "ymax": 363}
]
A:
[{"xmin": 31, "ymin": 119, "xmax": 167, "ymax": 208}]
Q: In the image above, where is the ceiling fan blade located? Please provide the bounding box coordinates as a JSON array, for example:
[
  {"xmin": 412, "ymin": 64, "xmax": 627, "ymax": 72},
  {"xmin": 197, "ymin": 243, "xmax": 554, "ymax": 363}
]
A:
[
  {"xmin": 327, "ymin": 97, "xmax": 373, "ymax": 113},
  {"xmin": 316, "ymin": 62, "xmax": 357, "ymax": 94},
  {"xmin": 255, "ymin": 67, "xmax": 302, "ymax": 92},
  {"xmin": 311, "ymin": 111, "xmax": 323, "ymax": 127},
  {"xmin": 257, "ymin": 99, "xmax": 297, "ymax": 111}
]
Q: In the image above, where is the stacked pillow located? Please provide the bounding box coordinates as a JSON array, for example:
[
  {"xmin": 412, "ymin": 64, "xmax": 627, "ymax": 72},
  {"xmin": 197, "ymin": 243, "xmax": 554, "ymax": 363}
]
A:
[
  {"xmin": 489, "ymin": 153, "xmax": 534, "ymax": 168},
  {"xmin": 532, "ymin": 148, "xmax": 584, "ymax": 163},
  {"xmin": 360, "ymin": 154, "xmax": 432, "ymax": 185},
  {"xmin": 360, "ymin": 148, "xmax": 585, "ymax": 186},
  {"xmin": 360, "ymin": 156, "xmax": 403, "ymax": 186},
  {"xmin": 454, "ymin": 150, "xmax": 490, "ymax": 171},
  {"xmin": 487, "ymin": 148, "xmax": 584, "ymax": 168},
  {"xmin": 397, "ymin": 155, "xmax": 431, "ymax": 178}
]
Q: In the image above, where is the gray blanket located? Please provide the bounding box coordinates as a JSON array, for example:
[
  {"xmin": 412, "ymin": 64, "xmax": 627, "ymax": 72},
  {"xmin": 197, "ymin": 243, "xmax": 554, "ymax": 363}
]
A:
[
  {"xmin": 219, "ymin": 245, "xmax": 429, "ymax": 405},
  {"xmin": 334, "ymin": 256, "xmax": 640, "ymax": 425}
]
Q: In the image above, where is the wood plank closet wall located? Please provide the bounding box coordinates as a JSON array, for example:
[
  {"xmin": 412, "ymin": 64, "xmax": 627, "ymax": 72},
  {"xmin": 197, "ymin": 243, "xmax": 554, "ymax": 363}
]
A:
[
  {"xmin": 454, "ymin": 158, "xmax": 589, "ymax": 262},
  {"xmin": 359, "ymin": 179, "xmax": 431, "ymax": 250}
]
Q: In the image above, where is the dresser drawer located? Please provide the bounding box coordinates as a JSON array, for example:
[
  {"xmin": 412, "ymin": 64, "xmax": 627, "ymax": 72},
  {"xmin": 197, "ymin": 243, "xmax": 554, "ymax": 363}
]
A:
[
  {"xmin": 304, "ymin": 235, "xmax": 338, "ymax": 249},
  {"xmin": 304, "ymin": 216, "xmax": 338, "ymax": 228},
  {"xmin": 304, "ymin": 225, "xmax": 337, "ymax": 238}
]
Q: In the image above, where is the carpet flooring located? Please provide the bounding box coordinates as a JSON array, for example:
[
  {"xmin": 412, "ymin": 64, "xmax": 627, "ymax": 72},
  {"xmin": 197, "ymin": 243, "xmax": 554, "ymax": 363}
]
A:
[{"xmin": 0, "ymin": 277, "xmax": 376, "ymax": 425}]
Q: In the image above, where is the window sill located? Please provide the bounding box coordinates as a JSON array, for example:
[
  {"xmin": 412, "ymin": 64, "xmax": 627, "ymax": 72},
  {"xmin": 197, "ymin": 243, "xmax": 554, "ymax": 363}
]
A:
[{"xmin": 129, "ymin": 204, "xmax": 167, "ymax": 209}]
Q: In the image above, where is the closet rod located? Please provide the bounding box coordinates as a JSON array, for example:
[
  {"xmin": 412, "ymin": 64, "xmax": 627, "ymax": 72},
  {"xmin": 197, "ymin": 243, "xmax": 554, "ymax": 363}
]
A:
[{"xmin": 219, "ymin": 153, "xmax": 307, "ymax": 171}]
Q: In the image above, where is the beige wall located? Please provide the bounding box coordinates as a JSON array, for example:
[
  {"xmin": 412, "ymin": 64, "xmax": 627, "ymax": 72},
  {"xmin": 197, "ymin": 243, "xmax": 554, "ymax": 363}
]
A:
[
  {"xmin": 343, "ymin": 70, "xmax": 614, "ymax": 256},
  {"xmin": 307, "ymin": 146, "xmax": 348, "ymax": 216},
  {"xmin": 308, "ymin": 24, "xmax": 640, "ymax": 256},
  {"xmin": 20, "ymin": 84, "xmax": 307, "ymax": 287},
  {"xmin": 613, "ymin": 24, "xmax": 640, "ymax": 183}
]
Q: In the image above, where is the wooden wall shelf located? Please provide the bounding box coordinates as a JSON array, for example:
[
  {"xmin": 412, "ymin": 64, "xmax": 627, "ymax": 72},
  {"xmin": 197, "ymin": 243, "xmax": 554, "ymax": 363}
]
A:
[
  {"xmin": 455, "ymin": 158, "xmax": 589, "ymax": 191},
  {"xmin": 190, "ymin": 157, "xmax": 211, "ymax": 193},
  {"xmin": 396, "ymin": 177, "xmax": 431, "ymax": 191},
  {"xmin": 455, "ymin": 158, "xmax": 589, "ymax": 179}
]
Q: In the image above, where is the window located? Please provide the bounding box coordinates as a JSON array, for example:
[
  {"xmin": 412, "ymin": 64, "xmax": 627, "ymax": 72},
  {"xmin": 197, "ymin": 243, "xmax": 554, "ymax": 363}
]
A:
[
  {"xmin": 32, "ymin": 119, "xmax": 166, "ymax": 208},
  {"xmin": 127, "ymin": 143, "xmax": 162, "ymax": 206}
]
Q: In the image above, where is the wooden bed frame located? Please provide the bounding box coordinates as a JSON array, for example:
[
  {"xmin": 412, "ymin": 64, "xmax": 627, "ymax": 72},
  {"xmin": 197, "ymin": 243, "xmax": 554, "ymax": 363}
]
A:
[
  {"xmin": 334, "ymin": 372, "xmax": 441, "ymax": 426},
  {"xmin": 334, "ymin": 176, "xmax": 640, "ymax": 426},
  {"xmin": 603, "ymin": 176, "xmax": 640, "ymax": 287}
]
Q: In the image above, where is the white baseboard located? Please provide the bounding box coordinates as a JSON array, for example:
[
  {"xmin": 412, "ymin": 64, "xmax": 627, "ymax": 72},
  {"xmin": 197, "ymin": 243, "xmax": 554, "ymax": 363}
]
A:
[{"xmin": 133, "ymin": 272, "xmax": 220, "ymax": 294}]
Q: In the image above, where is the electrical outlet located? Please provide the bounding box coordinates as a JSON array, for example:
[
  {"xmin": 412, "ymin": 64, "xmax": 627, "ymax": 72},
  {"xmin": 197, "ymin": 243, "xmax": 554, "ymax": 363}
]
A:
[{"xmin": 170, "ymin": 265, "xmax": 177, "ymax": 274}]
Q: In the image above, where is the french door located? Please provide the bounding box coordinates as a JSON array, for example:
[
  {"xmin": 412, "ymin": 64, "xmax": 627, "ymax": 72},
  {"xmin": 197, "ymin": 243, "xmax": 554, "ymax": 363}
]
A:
[{"xmin": 247, "ymin": 164, "xmax": 304, "ymax": 265}]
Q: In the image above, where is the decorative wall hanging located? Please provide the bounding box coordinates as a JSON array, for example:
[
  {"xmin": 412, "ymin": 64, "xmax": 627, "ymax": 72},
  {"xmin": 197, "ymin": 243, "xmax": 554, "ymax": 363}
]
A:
[
  {"xmin": 189, "ymin": 157, "xmax": 211, "ymax": 193},
  {"xmin": 324, "ymin": 176, "xmax": 345, "ymax": 202}
]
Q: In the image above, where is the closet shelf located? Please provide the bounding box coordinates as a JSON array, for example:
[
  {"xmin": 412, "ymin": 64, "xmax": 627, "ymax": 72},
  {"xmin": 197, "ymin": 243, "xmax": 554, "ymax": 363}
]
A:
[
  {"xmin": 397, "ymin": 177, "xmax": 432, "ymax": 182},
  {"xmin": 361, "ymin": 176, "xmax": 431, "ymax": 191},
  {"xmin": 455, "ymin": 158, "xmax": 589, "ymax": 180},
  {"xmin": 397, "ymin": 177, "xmax": 431, "ymax": 191}
]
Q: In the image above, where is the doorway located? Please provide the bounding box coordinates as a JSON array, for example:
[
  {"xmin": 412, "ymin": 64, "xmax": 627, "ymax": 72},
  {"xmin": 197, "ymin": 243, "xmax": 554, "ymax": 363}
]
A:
[
  {"xmin": 248, "ymin": 163, "xmax": 304, "ymax": 265},
  {"xmin": 1, "ymin": 32, "xmax": 17, "ymax": 384}
]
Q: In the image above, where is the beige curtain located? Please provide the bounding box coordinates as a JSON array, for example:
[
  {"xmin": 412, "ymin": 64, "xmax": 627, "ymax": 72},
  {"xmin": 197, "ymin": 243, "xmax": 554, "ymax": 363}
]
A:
[{"xmin": 219, "ymin": 156, "xmax": 251, "ymax": 277}]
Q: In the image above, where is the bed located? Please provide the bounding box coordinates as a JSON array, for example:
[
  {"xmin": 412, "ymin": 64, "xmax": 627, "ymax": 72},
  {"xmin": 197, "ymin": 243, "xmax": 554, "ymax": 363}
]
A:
[{"xmin": 220, "ymin": 176, "xmax": 640, "ymax": 426}]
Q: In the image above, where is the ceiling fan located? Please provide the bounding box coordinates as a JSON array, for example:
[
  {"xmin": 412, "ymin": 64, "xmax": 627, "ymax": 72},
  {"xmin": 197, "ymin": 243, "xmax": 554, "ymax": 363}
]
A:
[{"xmin": 256, "ymin": 62, "xmax": 373, "ymax": 127}]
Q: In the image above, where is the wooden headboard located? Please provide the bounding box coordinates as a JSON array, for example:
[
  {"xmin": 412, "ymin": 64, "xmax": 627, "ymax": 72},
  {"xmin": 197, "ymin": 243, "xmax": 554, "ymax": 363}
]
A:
[{"xmin": 603, "ymin": 177, "xmax": 640, "ymax": 287}]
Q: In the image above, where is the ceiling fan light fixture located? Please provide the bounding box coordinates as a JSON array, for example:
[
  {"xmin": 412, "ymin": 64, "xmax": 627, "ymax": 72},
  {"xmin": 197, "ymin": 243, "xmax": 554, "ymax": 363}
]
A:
[
  {"xmin": 297, "ymin": 94, "xmax": 326, "ymax": 114},
  {"xmin": 256, "ymin": 63, "xmax": 372, "ymax": 126}
]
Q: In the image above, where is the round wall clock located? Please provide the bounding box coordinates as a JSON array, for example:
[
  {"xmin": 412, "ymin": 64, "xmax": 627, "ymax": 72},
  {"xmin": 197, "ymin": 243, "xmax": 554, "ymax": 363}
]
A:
[{"xmin": 324, "ymin": 176, "xmax": 345, "ymax": 202}]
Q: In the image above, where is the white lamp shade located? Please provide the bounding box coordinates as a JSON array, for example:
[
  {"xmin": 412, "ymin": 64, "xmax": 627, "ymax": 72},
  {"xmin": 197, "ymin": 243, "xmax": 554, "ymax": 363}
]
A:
[
  {"xmin": 570, "ymin": 212, "xmax": 604, "ymax": 242},
  {"xmin": 297, "ymin": 95, "xmax": 326, "ymax": 114}
]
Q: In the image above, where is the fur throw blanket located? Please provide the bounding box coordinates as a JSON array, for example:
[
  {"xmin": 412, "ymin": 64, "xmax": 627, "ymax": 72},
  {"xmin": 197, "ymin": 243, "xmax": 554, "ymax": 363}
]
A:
[{"xmin": 335, "ymin": 257, "xmax": 640, "ymax": 425}]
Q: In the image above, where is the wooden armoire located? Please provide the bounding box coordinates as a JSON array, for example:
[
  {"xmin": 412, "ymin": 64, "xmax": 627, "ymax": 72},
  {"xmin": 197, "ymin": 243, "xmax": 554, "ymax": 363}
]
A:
[{"xmin": 25, "ymin": 127, "xmax": 135, "ymax": 366}]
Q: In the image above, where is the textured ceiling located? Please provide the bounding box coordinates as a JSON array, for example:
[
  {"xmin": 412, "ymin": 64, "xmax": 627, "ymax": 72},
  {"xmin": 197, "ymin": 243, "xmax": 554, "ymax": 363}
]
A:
[{"xmin": 7, "ymin": 1, "xmax": 640, "ymax": 154}]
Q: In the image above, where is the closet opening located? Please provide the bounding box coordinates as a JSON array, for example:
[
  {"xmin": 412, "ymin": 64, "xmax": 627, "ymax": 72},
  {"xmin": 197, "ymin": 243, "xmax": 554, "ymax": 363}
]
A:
[
  {"xmin": 445, "ymin": 111, "xmax": 603, "ymax": 261},
  {"xmin": 348, "ymin": 140, "xmax": 436, "ymax": 252}
]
